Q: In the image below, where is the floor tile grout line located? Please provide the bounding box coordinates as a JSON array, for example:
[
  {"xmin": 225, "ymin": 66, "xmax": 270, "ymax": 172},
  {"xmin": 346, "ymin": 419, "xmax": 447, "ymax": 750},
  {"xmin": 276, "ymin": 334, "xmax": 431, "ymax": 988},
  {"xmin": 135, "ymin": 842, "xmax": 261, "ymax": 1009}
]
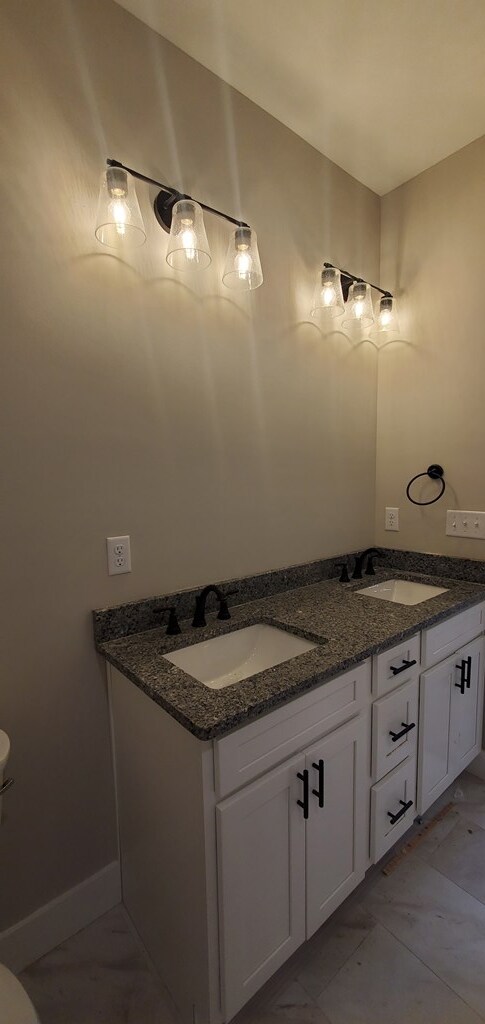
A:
[
  {"xmin": 374, "ymin": 918, "xmax": 485, "ymax": 1022},
  {"xmin": 389, "ymin": 853, "xmax": 485, "ymax": 911},
  {"xmin": 412, "ymin": 855, "xmax": 485, "ymax": 908}
]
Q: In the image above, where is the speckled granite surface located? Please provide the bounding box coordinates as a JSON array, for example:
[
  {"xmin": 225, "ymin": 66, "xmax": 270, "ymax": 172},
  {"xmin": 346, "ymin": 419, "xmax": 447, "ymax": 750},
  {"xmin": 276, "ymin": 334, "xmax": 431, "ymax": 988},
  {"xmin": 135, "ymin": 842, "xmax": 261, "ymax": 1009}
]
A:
[
  {"xmin": 96, "ymin": 569, "xmax": 485, "ymax": 741},
  {"xmin": 93, "ymin": 549, "xmax": 485, "ymax": 644},
  {"xmin": 92, "ymin": 551, "xmax": 355, "ymax": 644},
  {"xmin": 383, "ymin": 548, "xmax": 485, "ymax": 584}
]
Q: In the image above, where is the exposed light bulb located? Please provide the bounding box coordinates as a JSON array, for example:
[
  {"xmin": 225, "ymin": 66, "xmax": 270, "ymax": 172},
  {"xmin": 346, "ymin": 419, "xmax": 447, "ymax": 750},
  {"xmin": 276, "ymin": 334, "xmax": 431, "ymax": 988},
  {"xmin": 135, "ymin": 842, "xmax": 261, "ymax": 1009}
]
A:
[
  {"xmin": 180, "ymin": 218, "xmax": 197, "ymax": 261},
  {"xmin": 379, "ymin": 307, "xmax": 392, "ymax": 327},
  {"xmin": 322, "ymin": 284, "xmax": 336, "ymax": 306},
  {"xmin": 110, "ymin": 198, "xmax": 130, "ymax": 236},
  {"xmin": 235, "ymin": 244, "xmax": 252, "ymax": 280}
]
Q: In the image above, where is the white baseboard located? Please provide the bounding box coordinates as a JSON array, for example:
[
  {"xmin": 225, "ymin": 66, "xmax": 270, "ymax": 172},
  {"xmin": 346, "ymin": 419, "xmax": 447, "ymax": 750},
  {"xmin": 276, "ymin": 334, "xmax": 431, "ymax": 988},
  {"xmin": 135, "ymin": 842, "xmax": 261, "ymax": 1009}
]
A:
[
  {"xmin": 0, "ymin": 860, "xmax": 121, "ymax": 973},
  {"xmin": 468, "ymin": 750, "xmax": 485, "ymax": 781}
]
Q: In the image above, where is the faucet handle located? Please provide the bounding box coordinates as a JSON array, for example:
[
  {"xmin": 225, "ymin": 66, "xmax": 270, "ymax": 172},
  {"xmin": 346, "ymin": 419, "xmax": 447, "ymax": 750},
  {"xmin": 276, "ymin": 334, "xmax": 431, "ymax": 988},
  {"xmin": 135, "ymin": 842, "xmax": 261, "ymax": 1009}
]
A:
[
  {"xmin": 334, "ymin": 562, "xmax": 350, "ymax": 584},
  {"xmin": 153, "ymin": 605, "xmax": 181, "ymax": 635},
  {"xmin": 217, "ymin": 589, "xmax": 238, "ymax": 621},
  {"xmin": 365, "ymin": 551, "xmax": 387, "ymax": 576},
  {"xmin": 351, "ymin": 554, "xmax": 364, "ymax": 580}
]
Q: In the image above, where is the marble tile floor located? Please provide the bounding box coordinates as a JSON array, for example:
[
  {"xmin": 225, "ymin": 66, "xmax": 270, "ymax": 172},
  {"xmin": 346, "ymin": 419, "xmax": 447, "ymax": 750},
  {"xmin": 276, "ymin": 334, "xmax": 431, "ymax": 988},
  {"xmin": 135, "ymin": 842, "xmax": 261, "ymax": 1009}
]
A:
[{"xmin": 19, "ymin": 770, "xmax": 485, "ymax": 1024}]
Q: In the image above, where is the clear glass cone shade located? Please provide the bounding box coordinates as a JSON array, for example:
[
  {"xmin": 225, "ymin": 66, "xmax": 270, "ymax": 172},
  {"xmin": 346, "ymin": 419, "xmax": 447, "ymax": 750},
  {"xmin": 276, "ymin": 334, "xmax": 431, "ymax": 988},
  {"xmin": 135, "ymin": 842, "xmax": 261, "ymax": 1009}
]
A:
[
  {"xmin": 343, "ymin": 281, "xmax": 374, "ymax": 328},
  {"xmin": 222, "ymin": 227, "xmax": 263, "ymax": 291},
  {"xmin": 376, "ymin": 295, "xmax": 399, "ymax": 332},
  {"xmin": 166, "ymin": 199, "xmax": 211, "ymax": 270},
  {"xmin": 310, "ymin": 266, "xmax": 344, "ymax": 320},
  {"xmin": 95, "ymin": 167, "xmax": 146, "ymax": 248}
]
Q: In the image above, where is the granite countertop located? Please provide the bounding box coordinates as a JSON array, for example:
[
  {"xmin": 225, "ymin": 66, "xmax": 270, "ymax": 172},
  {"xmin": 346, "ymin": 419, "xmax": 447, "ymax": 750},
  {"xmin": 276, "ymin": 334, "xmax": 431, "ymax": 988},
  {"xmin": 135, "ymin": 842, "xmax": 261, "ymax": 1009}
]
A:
[{"xmin": 96, "ymin": 569, "xmax": 485, "ymax": 741}]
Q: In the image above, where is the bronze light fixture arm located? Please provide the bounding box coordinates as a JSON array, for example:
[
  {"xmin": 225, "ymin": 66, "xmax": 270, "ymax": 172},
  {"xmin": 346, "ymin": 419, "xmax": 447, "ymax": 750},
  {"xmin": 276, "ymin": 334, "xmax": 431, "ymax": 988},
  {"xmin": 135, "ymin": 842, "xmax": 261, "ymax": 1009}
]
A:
[
  {"xmin": 323, "ymin": 262, "xmax": 392, "ymax": 301},
  {"xmin": 107, "ymin": 157, "xmax": 175, "ymax": 195},
  {"xmin": 106, "ymin": 158, "xmax": 249, "ymax": 231}
]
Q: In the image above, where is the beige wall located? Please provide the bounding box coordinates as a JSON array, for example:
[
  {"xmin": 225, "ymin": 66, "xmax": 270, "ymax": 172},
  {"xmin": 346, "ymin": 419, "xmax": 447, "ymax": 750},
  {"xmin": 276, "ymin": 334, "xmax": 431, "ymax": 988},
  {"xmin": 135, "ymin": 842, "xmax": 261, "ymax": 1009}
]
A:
[
  {"xmin": 376, "ymin": 135, "xmax": 485, "ymax": 559},
  {"xmin": 0, "ymin": 0, "xmax": 379, "ymax": 927}
]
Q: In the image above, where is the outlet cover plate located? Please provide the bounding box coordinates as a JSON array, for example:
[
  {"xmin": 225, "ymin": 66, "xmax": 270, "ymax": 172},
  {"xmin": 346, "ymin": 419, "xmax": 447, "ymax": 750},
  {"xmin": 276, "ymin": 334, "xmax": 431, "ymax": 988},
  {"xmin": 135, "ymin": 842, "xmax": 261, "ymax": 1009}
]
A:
[
  {"xmin": 446, "ymin": 511, "xmax": 485, "ymax": 539},
  {"xmin": 107, "ymin": 535, "xmax": 132, "ymax": 575},
  {"xmin": 385, "ymin": 507, "xmax": 399, "ymax": 531}
]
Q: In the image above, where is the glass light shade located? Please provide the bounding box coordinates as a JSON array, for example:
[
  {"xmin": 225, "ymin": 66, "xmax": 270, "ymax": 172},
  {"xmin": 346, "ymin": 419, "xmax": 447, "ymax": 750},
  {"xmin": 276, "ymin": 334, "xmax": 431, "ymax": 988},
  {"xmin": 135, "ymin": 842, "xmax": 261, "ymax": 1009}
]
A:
[
  {"xmin": 95, "ymin": 167, "xmax": 146, "ymax": 248},
  {"xmin": 343, "ymin": 281, "xmax": 374, "ymax": 328},
  {"xmin": 222, "ymin": 227, "xmax": 263, "ymax": 291},
  {"xmin": 376, "ymin": 294, "xmax": 399, "ymax": 332},
  {"xmin": 310, "ymin": 266, "xmax": 345, "ymax": 320},
  {"xmin": 166, "ymin": 199, "xmax": 211, "ymax": 270}
]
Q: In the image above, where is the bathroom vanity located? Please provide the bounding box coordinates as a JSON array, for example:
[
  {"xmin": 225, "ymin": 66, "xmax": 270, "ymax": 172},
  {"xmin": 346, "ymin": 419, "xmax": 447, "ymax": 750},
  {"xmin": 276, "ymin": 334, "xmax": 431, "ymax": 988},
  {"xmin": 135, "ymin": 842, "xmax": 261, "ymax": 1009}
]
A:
[{"xmin": 98, "ymin": 572, "xmax": 485, "ymax": 1024}]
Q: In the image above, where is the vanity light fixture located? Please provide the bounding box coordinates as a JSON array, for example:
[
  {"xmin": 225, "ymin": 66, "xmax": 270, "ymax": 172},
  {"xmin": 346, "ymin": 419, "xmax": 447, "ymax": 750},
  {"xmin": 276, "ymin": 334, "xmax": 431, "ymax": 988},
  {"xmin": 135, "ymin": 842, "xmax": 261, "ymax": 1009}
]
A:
[
  {"xmin": 95, "ymin": 164, "xmax": 146, "ymax": 248},
  {"xmin": 343, "ymin": 281, "xmax": 375, "ymax": 328},
  {"xmin": 95, "ymin": 159, "xmax": 263, "ymax": 291},
  {"xmin": 310, "ymin": 265, "xmax": 345, "ymax": 321},
  {"xmin": 376, "ymin": 293, "xmax": 399, "ymax": 332},
  {"xmin": 311, "ymin": 262, "xmax": 398, "ymax": 332},
  {"xmin": 165, "ymin": 198, "xmax": 211, "ymax": 270},
  {"xmin": 222, "ymin": 226, "xmax": 263, "ymax": 291}
]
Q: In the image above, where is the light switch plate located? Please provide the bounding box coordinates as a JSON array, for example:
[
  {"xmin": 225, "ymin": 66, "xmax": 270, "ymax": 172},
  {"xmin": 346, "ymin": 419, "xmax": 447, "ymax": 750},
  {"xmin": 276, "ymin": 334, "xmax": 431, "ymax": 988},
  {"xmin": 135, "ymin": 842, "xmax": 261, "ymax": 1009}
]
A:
[
  {"xmin": 107, "ymin": 535, "xmax": 132, "ymax": 575},
  {"xmin": 446, "ymin": 510, "xmax": 485, "ymax": 539}
]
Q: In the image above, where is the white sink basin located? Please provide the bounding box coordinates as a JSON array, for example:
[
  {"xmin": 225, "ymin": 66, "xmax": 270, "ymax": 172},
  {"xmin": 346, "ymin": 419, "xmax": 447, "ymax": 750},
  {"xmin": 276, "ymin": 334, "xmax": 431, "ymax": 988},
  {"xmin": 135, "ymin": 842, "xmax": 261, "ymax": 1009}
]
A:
[
  {"xmin": 357, "ymin": 579, "xmax": 448, "ymax": 606},
  {"xmin": 163, "ymin": 624, "xmax": 317, "ymax": 689}
]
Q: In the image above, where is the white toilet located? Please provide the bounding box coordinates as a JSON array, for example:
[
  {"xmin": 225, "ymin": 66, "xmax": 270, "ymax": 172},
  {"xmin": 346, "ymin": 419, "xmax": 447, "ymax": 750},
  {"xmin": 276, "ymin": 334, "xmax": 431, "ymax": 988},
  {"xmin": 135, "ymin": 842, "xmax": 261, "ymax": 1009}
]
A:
[
  {"xmin": 0, "ymin": 731, "xmax": 41, "ymax": 1022},
  {"xmin": 0, "ymin": 964, "xmax": 40, "ymax": 1024}
]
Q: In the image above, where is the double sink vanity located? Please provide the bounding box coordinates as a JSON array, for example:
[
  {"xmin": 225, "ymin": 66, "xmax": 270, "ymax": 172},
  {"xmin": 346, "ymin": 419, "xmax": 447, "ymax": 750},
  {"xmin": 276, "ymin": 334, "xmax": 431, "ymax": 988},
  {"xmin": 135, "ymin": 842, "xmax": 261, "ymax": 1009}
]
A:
[{"xmin": 95, "ymin": 557, "xmax": 485, "ymax": 1024}]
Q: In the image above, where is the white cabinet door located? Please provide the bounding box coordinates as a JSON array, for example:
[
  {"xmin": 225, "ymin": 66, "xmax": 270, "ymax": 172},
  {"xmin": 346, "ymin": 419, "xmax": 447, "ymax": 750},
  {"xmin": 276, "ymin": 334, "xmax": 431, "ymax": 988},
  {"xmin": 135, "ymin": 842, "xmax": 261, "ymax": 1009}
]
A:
[
  {"xmin": 305, "ymin": 714, "xmax": 369, "ymax": 938},
  {"xmin": 417, "ymin": 657, "xmax": 454, "ymax": 815},
  {"xmin": 418, "ymin": 636, "xmax": 485, "ymax": 815},
  {"xmin": 217, "ymin": 753, "xmax": 306, "ymax": 1021},
  {"xmin": 450, "ymin": 636, "xmax": 484, "ymax": 775}
]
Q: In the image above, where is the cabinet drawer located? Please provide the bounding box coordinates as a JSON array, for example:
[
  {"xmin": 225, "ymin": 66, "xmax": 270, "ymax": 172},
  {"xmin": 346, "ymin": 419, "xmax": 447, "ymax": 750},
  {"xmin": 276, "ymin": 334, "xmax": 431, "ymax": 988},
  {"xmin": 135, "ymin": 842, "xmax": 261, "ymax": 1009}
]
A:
[
  {"xmin": 371, "ymin": 756, "xmax": 417, "ymax": 863},
  {"xmin": 214, "ymin": 661, "xmax": 371, "ymax": 799},
  {"xmin": 373, "ymin": 634, "xmax": 420, "ymax": 698},
  {"xmin": 372, "ymin": 678, "xmax": 419, "ymax": 782},
  {"xmin": 422, "ymin": 602, "xmax": 485, "ymax": 669}
]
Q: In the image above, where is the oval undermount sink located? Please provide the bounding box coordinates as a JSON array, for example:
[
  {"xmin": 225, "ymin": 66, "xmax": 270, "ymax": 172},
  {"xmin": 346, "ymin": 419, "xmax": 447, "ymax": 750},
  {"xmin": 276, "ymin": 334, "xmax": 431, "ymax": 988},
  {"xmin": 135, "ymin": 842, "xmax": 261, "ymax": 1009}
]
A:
[
  {"xmin": 163, "ymin": 624, "xmax": 317, "ymax": 689},
  {"xmin": 357, "ymin": 579, "xmax": 448, "ymax": 605}
]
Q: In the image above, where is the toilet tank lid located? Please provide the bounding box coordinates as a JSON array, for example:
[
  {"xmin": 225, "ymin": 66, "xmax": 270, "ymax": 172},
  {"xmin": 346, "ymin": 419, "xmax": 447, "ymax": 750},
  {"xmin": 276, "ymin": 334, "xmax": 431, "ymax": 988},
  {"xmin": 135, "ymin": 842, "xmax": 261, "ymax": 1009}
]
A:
[{"xmin": 0, "ymin": 731, "xmax": 10, "ymax": 771}]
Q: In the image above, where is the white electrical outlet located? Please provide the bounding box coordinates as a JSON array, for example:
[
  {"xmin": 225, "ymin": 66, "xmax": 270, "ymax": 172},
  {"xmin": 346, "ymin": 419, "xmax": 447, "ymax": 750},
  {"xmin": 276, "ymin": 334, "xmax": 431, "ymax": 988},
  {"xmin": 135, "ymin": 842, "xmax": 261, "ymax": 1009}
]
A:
[
  {"xmin": 385, "ymin": 507, "xmax": 399, "ymax": 531},
  {"xmin": 446, "ymin": 510, "xmax": 485, "ymax": 539},
  {"xmin": 107, "ymin": 535, "xmax": 132, "ymax": 575}
]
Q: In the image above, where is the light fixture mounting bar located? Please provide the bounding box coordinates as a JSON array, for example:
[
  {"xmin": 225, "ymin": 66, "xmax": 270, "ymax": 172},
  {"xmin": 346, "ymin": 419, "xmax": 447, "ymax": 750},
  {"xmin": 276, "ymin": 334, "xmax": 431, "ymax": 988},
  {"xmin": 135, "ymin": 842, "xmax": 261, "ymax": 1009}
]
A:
[
  {"xmin": 106, "ymin": 159, "xmax": 249, "ymax": 230},
  {"xmin": 107, "ymin": 158, "xmax": 175, "ymax": 197},
  {"xmin": 323, "ymin": 262, "xmax": 392, "ymax": 298},
  {"xmin": 197, "ymin": 201, "xmax": 249, "ymax": 230}
]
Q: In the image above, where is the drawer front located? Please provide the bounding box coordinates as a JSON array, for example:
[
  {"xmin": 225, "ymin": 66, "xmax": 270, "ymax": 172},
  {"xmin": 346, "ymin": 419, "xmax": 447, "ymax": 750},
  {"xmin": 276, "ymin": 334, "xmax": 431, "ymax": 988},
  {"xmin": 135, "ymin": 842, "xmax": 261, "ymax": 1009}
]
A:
[
  {"xmin": 422, "ymin": 602, "xmax": 485, "ymax": 669},
  {"xmin": 372, "ymin": 678, "xmax": 419, "ymax": 782},
  {"xmin": 373, "ymin": 634, "xmax": 420, "ymax": 698},
  {"xmin": 214, "ymin": 660, "xmax": 371, "ymax": 799},
  {"xmin": 371, "ymin": 756, "xmax": 417, "ymax": 863}
]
